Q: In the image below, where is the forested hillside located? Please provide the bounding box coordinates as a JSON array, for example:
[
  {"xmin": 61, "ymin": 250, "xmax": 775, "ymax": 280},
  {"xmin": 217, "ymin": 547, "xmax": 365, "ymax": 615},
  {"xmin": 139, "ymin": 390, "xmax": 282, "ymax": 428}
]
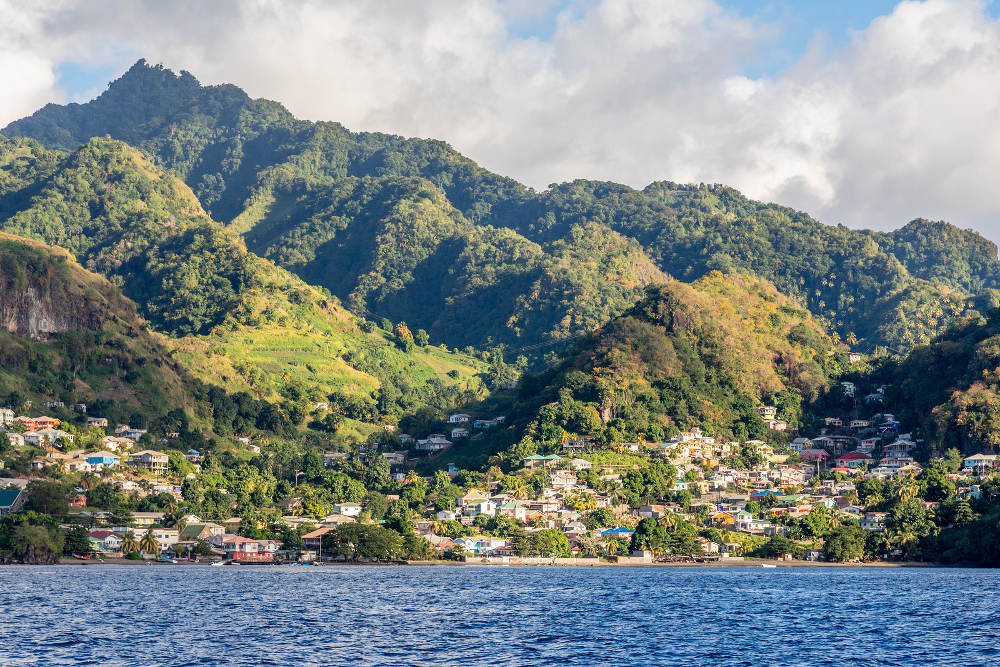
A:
[
  {"xmin": 437, "ymin": 272, "xmax": 849, "ymax": 470},
  {"xmin": 875, "ymin": 308, "xmax": 1000, "ymax": 455},
  {"xmin": 0, "ymin": 136, "xmax": 486, "ymax": 438},
  {"xmin": 6, "ymin": 60, "xmax": 999, "ymax": 353},
  {"xmin": 0, "ymin": 233, "xmax": 214, "ymax": 431}
]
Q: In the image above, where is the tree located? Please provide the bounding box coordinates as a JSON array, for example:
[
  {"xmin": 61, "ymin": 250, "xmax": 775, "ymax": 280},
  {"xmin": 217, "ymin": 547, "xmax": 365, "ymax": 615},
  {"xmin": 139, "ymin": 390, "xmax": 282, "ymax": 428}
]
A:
[
  {"xmin": 322, "ymin": 524, "xmax": 402, "ymax": 561},
  {"xmin": 121, "ymin": 530, "xmax": 140, "ymax": 554},
  {"xmin": 582, "ymin": 508, "xmax": 616, "ymax": 531},
  {"xmin": 63, "ymin": 525, "xmax": 93, "ymax": 556},
  {"xmin": 193, "ymin": 539, "xmax": 214, "ymax": 556},
  {"xmin": 414, "ymin": 329, "xmax": 430, "ymax": 346},
  {"xmin": 139, "ymin": 528, "xmax": 160, "ymax": 555},
  {"xmin": 24, "ymin": 480, "xmax": 69, "ymax": 517},
  {"xmin": 630, "ymin": 517, "xmax": 670, "ymax": 556},
  {"xmin": 823, "ymin": 524, "xmax": 866, "ymax": 562}
]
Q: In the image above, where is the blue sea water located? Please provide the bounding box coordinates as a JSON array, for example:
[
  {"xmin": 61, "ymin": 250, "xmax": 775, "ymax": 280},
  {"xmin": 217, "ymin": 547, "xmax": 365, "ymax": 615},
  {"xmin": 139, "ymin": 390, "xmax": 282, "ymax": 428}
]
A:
[{"xmin": 1, "ymin": 564, "xmax": 997, "ymax": 666}]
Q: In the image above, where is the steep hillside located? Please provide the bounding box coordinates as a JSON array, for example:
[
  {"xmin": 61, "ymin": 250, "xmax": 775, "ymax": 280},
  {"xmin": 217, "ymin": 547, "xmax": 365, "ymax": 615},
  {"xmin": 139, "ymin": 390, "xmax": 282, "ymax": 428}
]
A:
[
  {"xmin": 0, "ymin": 136, "xmax": 485, "ymax": 431},
  {"xmin": 873, "ymin": 309, "xmax": 1000, "ymax": 454},
  {"xmin": 5, "ymin": 60, "xmax": 1000, "ymax": 353},
  {"xmin": 0, "ymin": 233, "xmax": 212, "ymax": 430},
  {"xmin": 443, "ymin": 272, "xmax": 849, "ymax": 469}
]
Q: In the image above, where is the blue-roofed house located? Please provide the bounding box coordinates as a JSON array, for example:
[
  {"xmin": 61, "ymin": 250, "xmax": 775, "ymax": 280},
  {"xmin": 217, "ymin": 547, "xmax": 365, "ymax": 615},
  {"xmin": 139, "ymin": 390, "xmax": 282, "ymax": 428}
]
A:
[
  {"xmin": 600, "ymin": 527, "xmax": 635, "ymax": 538},
  {"xmin": 86, "ymin": 452, "xmax": 120, "ymax": 470}
]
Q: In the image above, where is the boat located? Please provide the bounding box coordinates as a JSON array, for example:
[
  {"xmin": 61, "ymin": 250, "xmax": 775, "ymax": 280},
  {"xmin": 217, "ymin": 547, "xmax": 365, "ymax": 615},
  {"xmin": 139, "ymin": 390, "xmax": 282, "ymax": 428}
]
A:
[
  {"xmin": 761, "ymin": 563, "xmax": 777, "ymax": 568},
  {"xmin": 210, "ymin": 561, "xmax": 224, "ymax": 567}
]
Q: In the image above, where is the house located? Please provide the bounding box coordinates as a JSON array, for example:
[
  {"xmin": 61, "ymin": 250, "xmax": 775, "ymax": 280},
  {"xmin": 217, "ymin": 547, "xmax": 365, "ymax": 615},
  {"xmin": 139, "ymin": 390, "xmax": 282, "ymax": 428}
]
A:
[
  {"xmin": 0, "ymin": 489, "xmax": 25, "ymax": 516},
  {"xmin": 86, "ymin": 451, "xmax": 121, "ymax": 470},
  {"xmin": 448, "ymin": 413, "xmax": 473, "ymax": 424},
  {"xmin": 462, "ymin": 499, "xmax": 497, "ymax": 518},
  {"xmin": 963, "ymin": 454, "xmax": 998, "ymax": 473},
  {"xmin": 63, "ymin": 458, "xmax": 94, "ymax": 473},
  {"xmin": 523, "ymin": 454, "xmax": 563, "ymax": 469},
  {"xmin": 87, "ymin": 530, "xmax": 123, "ymax": 553},
  {"xmin": 436, "ymin": 510, "xmax": 457, "ymax": 522},
  {"xmin": 857, "ymin": 438, "xmax": 878, "ymax": 453},
  {"xmin": 23, "ymin": 429, "xmax": 74, "ymax": 446},
  {"xmin": 86, "ymin": 417, "xmax": 109, "ymax": 428},
  {"xmin": 849, "ymin": 420, "xmax": 870, "ymax": 429},
  {"xmin": 303, "ymin": 526, "xmax": 337, "ymax": 553},
  {"xmin": 848, "ymin": 352, "xmax": 863, "ymax": 363},
  {"xmin": 824, "ymin": 417, "xmax": 843, "ymax": 428},
  {"xmin": 567, "ymin": 458, "xmax": 592, "ymax": 471},
  {"xmin": 450, "ymin": 427, "xmax": 469, "ymax": 440},
  {"xmin": 496, "ymin": 502, "xmax": 527, "ymax": 522},
  {"xmin": 331, "ymin": 503, "xmax": 362, "ymax": 517},
  {"xmin": 132, "ymin": 512, "xmax": 166, "ymax": 527},
  {"xmin": 454, "ymin": 535, "xmax": 507, "ymax": 556},
  {"xmin": 381, "ymin": 451, "xmax": 406, "ymax": 466},
  {"xmin": 152, "ymin": 528, "xmax": 179, "ymax": 550},
  {"xmin": 457, "ymin": 489, "xmax": 488, "ymax": 506},
  {"xmin": 835, "ymin": 452, "xmax": 872, "ymax": 469},
  {"xmin": 17, "ymin": 416, "xmax": 60, "ymax": 430},
  {"xmin": 697, "ymin": 537, "xmax": 720, "ymax": 554},
  {"xmin": 840, "ymin": 381, "xmax": 856, "ymax": 396},
  {"xmin": 129, "ymin": 450, "xmax": 169, "ymax": 472},
  {"xmin": 324, "ymin": 452, "xmax": 349, "ymax": 466},
  {"xmin": 414, "ymin": 434, "xmax": 452, "ymax": 452},
  {"xmin": 801, "ymin": 449, "xmax": 831, "ymax": 464},
  {"xmin": 179, "ymin": 523, "xmax": 225, "ymax": 542},
  {"xmin": 548, "ymin": 470, "xmax": 578, "ymax": 489},
  {"xmin": 115, "ymin": 425, "xmax": 148, "ymax": 441},
  {"xmin": 221, "ymin": 536, "xmax": 278, "ymax": 562},
  {"xmin": 0, "ymin": 408, "xmax": 14, "ymax": 427},
  {"xmin": 600, "ymin": 527, "xmax": 635, "ymax": 539},
  {"xmin": 5, "ymin": 433, "xmax": 24, "ymax": 447},
  {"xmin": 100, "ymin": 436, "xmax": 135, "ymax": 452},
  {"xmin": 755, "ymin": 406, "xmax": 778, "ymax": 419},
  {"xmin": 861, "ymin": 512, "xmax": 887, "ymax": 531},
  {"xmin": 764, "ymin": 419, "xmax": 788, "ymax": 432},
  {"xmin": 184, "ymin": 449, "xmax": 203, "ymax": 462}
]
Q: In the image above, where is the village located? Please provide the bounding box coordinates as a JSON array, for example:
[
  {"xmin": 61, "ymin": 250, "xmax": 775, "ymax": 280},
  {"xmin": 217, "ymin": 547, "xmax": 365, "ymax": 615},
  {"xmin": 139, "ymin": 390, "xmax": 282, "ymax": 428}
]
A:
[{"xmin": 0, "ymin": 377, "xmax": 993, "ymax": 566}]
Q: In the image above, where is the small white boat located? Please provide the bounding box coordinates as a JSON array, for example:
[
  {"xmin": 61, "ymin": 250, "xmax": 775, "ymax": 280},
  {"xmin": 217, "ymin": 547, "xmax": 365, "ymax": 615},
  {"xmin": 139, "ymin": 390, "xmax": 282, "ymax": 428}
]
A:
[
  {"xmin": 761, "ymin": 563, "xmax": 777, "ymax": 568},
  {"xmin": 210, "ymin": 561, "xmax": 224, "ymax": 567}
]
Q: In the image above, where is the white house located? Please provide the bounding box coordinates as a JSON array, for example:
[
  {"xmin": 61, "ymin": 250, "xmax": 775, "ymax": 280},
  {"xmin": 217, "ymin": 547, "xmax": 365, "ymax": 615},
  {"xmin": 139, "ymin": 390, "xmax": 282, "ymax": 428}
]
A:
[{"xmin": 448, "ymin": 413, "xmax": 472, "ymax": 424}]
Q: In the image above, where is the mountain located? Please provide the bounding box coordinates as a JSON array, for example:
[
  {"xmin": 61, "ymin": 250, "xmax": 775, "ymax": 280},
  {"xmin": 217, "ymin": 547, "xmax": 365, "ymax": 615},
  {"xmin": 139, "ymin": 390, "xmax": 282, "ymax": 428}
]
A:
[
  {"xmin": 874, "ymin": 308, "xmax": 1000, "ymax": 455},
  {"xmin": 0, "ymin": 232, "xmax": 213, "ymax": 431},
  {"xmin": 0, "ymin": 135, "xmax": 485, "ymax": 438},
  {"xmin": 436, "ymin": 272, "xmax": 848, "ymax": 470},
  {"xmin": 7, "ymin": 60, "xmax": 997, "ymax": 354}
]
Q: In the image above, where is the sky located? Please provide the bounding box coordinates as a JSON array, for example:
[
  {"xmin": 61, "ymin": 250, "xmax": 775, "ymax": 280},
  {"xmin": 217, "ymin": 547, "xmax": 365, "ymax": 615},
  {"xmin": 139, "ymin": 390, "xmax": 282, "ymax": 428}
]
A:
[{"xmin": 3, "ymin": 0, "xmax": 1000, "ymax": 242}]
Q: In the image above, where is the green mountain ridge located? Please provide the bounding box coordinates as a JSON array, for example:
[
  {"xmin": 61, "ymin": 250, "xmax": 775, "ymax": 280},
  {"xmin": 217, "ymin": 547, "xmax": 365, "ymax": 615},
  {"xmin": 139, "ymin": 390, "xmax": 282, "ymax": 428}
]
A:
[
  {"xmin": 435, "ymin": 271, "xmax": 848, "ymax": 470},
  {"xmin": 7, "ymin": 60, "xmax": 997, "ymax": 353},
  {"xmin": 0, "ymin": 135, "xmax": 486, "ymax": 438},
  {"xmin": 0, "ymin": 232, "xmax": 215, "ymax": 431}
]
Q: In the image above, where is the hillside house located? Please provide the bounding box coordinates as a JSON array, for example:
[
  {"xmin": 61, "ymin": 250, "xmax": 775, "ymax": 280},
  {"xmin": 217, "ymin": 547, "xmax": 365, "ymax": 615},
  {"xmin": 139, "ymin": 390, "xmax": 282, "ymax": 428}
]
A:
[
  {"xmin": 755, "ymin": 406, "xmax": 778, "ymax": 419},
  {"xmin": 129, "ymin": 450, "xmax": 169, "ymax": 472},
  {"xmin": 0, "ymin": 489, "xmax": 25, "ymax": 516},
  {"xmin": 0, "ymin": 408, "xmax": 14, "ymax": 427},
  {"xmin": 87, "ymin": 417, "xmax": 109, "ymax": 428},
  {"xmin": 448, "ymin": 413, "xmax": 472, "ymax": 424},
  {"xmin": 963, "ymin": 454, "xmax": 998, "ymax": 474}
]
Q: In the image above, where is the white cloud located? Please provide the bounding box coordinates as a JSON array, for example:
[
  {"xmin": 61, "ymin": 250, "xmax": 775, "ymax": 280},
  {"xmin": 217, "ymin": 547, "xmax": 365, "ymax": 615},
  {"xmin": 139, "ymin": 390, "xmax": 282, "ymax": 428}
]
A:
[{"xmin": 2, "ymin": 0, "xmax": 1000, "ymax": 242}]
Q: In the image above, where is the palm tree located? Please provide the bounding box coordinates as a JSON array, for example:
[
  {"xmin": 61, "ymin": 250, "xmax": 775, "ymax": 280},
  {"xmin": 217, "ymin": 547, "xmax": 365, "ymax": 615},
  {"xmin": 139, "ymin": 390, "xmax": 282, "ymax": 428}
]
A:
[
  {"xmin": 139, "ymin": 528, "xmax": 159, "ymax": 555},
  {"xmin": 658, "ymin": 513, "xmax": 676, "ymax": 531},
  {"xmin": 121, "ymin": 530, "xmax": 140, "ymax": 554}
]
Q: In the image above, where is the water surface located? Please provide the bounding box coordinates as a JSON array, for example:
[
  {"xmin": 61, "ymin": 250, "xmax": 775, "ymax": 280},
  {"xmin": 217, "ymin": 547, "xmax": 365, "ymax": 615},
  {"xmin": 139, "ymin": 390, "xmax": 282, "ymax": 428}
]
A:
[{"xmin": 1, "ymin": 565, "xmax": 995, "ymax": 665}]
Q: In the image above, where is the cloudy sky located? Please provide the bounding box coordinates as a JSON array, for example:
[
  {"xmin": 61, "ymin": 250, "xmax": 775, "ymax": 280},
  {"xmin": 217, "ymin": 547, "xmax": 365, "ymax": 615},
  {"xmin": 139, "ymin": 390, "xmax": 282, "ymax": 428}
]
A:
[{"xmin": 3, "ymin": 0, "xmax": 1000, "ymax": 241}]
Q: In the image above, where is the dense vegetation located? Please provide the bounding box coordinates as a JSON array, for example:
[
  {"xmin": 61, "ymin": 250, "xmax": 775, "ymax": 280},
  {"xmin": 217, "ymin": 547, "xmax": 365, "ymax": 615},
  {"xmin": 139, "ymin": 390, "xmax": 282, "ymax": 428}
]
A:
[
  {"xmin": 0, "ymin": 140, "xmax": 486, "ymax": 438},
  {"xmin": 871, "ymin": 308, "xmax": 1000, "ymax": 455},
  {"xmin": 6, "ymin": 60, "xmax": 1000, "ymax": 353},
  {"xmin": 430, "ymin": 272, "xmax": 849, "ymax": 471}
]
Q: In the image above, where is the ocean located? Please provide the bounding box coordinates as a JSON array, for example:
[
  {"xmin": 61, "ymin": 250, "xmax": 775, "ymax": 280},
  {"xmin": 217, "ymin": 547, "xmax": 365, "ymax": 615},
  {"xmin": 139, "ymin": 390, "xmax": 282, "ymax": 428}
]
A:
[{"xmin": 2, "ymin": 564, "xmax": 996, "ymax": 665}]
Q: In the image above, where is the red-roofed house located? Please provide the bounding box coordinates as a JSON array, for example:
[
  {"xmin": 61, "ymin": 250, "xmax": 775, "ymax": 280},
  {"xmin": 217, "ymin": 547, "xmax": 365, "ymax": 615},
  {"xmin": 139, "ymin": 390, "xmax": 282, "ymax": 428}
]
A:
[{"xmin": 836, "ymin": 452, "xmax": 872, "ymax": 469}]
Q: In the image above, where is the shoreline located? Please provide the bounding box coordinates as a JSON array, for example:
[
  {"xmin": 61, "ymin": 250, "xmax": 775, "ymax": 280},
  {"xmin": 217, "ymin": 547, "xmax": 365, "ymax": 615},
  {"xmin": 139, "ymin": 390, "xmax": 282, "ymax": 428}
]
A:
[{"xmin": 28, "ymin": 557, "xmax": 944, "ymax": 568}]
